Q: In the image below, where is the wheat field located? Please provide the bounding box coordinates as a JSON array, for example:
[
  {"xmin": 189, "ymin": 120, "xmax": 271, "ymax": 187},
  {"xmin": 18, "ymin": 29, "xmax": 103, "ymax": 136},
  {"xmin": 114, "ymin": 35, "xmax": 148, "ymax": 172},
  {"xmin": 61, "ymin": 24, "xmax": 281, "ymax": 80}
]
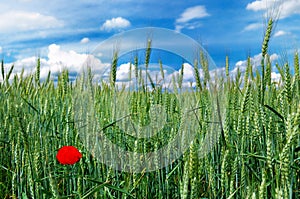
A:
[{"xmin": 0, "ymin": 20, "xmax": 299, "ymax": 199}]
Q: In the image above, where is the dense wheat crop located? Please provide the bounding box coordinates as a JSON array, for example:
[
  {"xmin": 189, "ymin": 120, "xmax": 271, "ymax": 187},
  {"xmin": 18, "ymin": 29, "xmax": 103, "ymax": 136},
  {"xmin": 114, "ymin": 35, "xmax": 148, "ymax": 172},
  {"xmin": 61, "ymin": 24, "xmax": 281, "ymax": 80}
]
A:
[{"xmin": 0, "ymin": 22, "xmax": 299, "ymax": 198}]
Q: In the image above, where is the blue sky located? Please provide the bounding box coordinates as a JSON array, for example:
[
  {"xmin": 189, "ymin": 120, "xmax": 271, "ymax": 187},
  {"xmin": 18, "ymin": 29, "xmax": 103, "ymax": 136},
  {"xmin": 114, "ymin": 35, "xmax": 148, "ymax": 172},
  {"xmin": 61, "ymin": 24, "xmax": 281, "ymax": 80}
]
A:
[{"xmin": 0, "ymin": 0, "xmax": 300, "ymax": 84}]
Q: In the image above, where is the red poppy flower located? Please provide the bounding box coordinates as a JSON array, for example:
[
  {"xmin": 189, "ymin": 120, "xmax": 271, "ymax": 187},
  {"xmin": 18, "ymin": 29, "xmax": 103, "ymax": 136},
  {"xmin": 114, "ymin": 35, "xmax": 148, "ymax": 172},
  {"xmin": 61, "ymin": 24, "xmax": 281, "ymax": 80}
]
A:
[{"xmin": 56, "ymin": 146, "xmax": 82, "ymax": 165}]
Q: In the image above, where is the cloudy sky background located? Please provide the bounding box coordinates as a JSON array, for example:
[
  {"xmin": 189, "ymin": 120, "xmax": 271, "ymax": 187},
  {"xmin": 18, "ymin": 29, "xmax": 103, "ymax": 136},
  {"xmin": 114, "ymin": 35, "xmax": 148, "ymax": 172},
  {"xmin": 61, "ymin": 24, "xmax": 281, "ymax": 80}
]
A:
[{"xmin": 1, "ymin": 0, "xmax": 300, "ymax": 84}]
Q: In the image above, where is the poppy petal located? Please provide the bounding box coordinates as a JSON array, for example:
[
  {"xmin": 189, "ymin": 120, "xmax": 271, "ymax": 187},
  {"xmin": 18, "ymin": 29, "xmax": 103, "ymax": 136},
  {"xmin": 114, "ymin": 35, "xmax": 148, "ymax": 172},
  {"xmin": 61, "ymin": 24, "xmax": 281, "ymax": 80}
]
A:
[{"xmin": 56, "ymin": 146, "xmax": 82, "ymax": 165}]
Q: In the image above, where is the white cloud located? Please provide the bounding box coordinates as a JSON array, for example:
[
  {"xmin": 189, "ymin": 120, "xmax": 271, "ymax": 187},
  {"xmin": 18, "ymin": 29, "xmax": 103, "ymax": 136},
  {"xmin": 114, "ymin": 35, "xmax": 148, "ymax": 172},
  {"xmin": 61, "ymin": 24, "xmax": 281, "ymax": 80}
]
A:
[
  {"xmin": 274, "ymin": 30, "xmax": 289, "ymax": 37},
  {"xmin": 116, "ymin": 63, "xmax": 131, "ymax": 81},
  {"xmin": 0, "ymin": 11, "xmax": 63, "ymax": 32},
  {"xmin": 115, "ymin": 63, "xmax": 170, "ymax": 82},
  {"xmin": 231, "ymin": 53, "xmax": 280, "ymax": 82},
  {"xmin": 1, "ymin": 49, "xmax": 283, "ymax": 88},
  {"xmin": 246, "ymin": 0, "xmax": 275, "ymax": 11},
  {"xmin": 180, "ymin": 63, "xmax": 203, "ymax": 82},
  {"xmin": 176, "ymin": 5, "xmax": 209, "ymax": 23},
  {"xmin": 233, "ymin": 53, "xmax": 279, "ymax": 73},
  {"xmin": 2, "ymin": 44, "xmax": 108, "ymax": 82},
  {"xmin": 47, "ymin": 44, "xmax": 87, "ymax": 69},
  {"xmin": 46, "ymin": 44, "xmax": 109, "ymax": 79},
  {"xmin": 80, "ymin": 37, "xmax": 90, "ymax": 44},
  {"xmin": 232, "ymin": 53, "xmax": 264, "ymax": 74},
  {"xmin": 247, "ymin": 0, "xmax": 300, "ymax": 19},
  {"xmin": 162, "ymin": 63, "xmax": 206, "ymax": 89},
  {"xmin": 243, "ymin": 23, "xmax": 263, "ymax": 31},
  {"xmin": 175, "ymin": 5, "xmax": 209, "ymax": 32},
  {"xmin": 101, "ymin": 62, "xmax": 201, "ymax": 90},
  {"xmin": 0, "ymin": 46, "xmax": 2, "ymax": 54},
  {"xmin": 100, "ymin": 17, "xmax": 131, "ymax": 31},
  {"xmin": 2, "ymin": 56, "xmax": 46, "ymax": 80},
  {"xmin": 271, "ymin": 72, "xmax": 282, "ymax": 83}
]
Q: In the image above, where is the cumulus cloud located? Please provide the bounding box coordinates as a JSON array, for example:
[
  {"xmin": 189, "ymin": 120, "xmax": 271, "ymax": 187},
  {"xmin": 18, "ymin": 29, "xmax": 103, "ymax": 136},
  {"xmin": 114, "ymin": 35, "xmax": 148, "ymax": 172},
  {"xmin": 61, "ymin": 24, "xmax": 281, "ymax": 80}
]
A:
[
  {"xmin": 47, "ymin": 44, "xmax": 87, "ymax": 69},
  {"xmin": 180, "ymin": 63, "xmax": 203, "ymax": 82},
  {"xmin": 175, "ymin": 5, "xmax": 209, "ymax": 32},
  {"xmin": 46, "ymin": 44, "xmax": 109, "ymax": 80},
  {"xmin": 231, "ymin": 57, "xmax": 282, "ymax": 84},
  {"xmin": 115, "ymin": 63, "xmax": 170, "ymax": 82},
  {"xmin": 100, "ymin": 17, "xmax": 131, "ymax": 31},
  {"xmin": 2, "ymin": 56, "xmax": 46, "ymax": 81},
  {"xmin": 100, "ymin": 62, "xmax": 201, "ymax": 90},
  {"xmin": 231, "ymin": 53, "xmax": 281, "ymax": 82},
  {"xmin": 271, "ymin": 72, "xmax": 282, "ymax": 83},
  {"xmin": 116, "ymin": 63, "xmax": 132, "ymax": 81},
  {"xmin": 3, "ymin": 49, "xmax": 283, "ymax": 88},
  {"xmin": 0, "ymin": 11, "xmax": 63, "ymax": 32},
  {"xmin": 247, "ymin": 0, "xmax": 300, "ymax": 19},
  {"xmin": 80, "ymin": 37, "xmax": 90, "ymax": 44},
  {"xmin": 232, "ymin": 53, "xmax": 279, "ymax": 74},
  {"xmin": 2, "ymin": 44, "xmax": 108, "ymax": 82}
]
